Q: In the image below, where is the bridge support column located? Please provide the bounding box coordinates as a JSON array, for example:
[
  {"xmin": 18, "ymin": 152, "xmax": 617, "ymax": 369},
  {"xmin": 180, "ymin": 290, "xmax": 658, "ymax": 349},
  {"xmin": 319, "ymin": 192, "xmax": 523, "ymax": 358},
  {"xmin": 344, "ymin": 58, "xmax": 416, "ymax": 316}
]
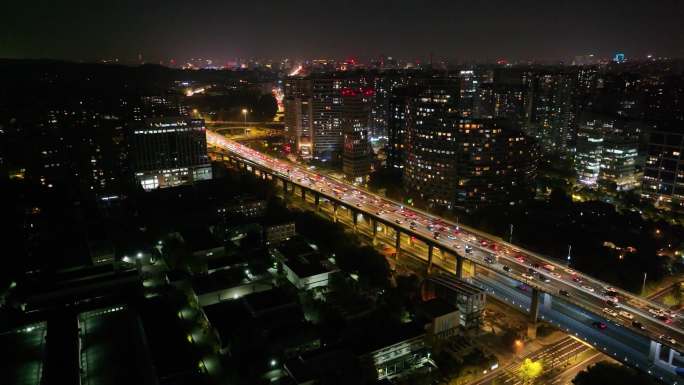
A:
[
  {"xmin": 395, "ymin": 230, "xmax": 401, "ymax": 258},
  {"xmin": 649, "ymin": 340, "xmax": 661, "ymax": 362},
  {"xmin": 527, "ymin": 288, "xmax": 541, "ymax": 339},
  {"xmin": 427, "ymin": 244, "xmax": 434, "ymax": 274},
  {"xmin": 332, "ymin": 204, "xmax": 338, "ymax": 223},
  {"xmin": 352, "ymin": 209, "xmax": 358, "ymax": 231},
  {"xmin": 371, "ymin": 219, "xmax": 377, "ymax": 237},
  {"xmin": 456, "ymin": 255, "xmax": 463, "ymax": 279},
  {"xmin": 314, "ymin": 193, "xmax": 320, "ymax": 207},
  {"xmin": 301, "ymin": 188, "xmax": 306, "ymax": 201},
  {"xmin": 542, "ymin": 292, "xmax": 552, "ymax": 311}
]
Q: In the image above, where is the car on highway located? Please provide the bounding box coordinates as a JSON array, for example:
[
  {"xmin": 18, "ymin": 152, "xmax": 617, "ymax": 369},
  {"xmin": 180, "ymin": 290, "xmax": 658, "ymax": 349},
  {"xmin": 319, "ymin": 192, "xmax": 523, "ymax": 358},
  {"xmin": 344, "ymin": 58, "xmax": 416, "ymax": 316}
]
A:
[
  {"xmin": 502, "ymin": 265, "xmax": 511, "ymax": 272},
  {"xmin": 592, "ymin": 321, "xmax": 607, "ymax": 330},
  {"xmin": 522, "ymin": 273, "xmax": 535, "ymax": 280},
  {"xmin": 657, "ymin": 314, "xmax": 673, "ymax": 324},
  {"xmin": 632, "ymin": 321, "xmax": 645, "ymax": 330},
  {"xmin": 572, "ymin": 276, "xmax": 583, "ymax": 283},
  {"xmin": 538, "ymin": 274, "xmax": 551, "ymax": 283},
  {"xmin": 559, "ymin": 290, "xmax": 570, "ymax": 297},
  {"xmin": 618, "ymin": 310, "xmax": 634, "ymax": 320},
  {"xmin": 605, "ymin": 300, "xmax": 619, "ymax": 308},
  {"xmin": 515, "ymin": 255, "xmax": 526, "ymax": 264},
  {"xmin": 395, "ymin": 220, "xmax": 403, "ymax": 224},
  {"xmin": 603, "ymin": 308, "xmax": 618, "ymax": 317},
  {"xmin": 465, "ymin": 245, "xmax": 473, "ymax": 254},
  {"xmin": 542, "ymin": 264, "xmax": 555, "ymax": 272},
  {"xmin": 659, "ymin": 335, "xmax": 677, "ymax": 345},
  {"xmin": 484, "ymin": 256, "xmax": 495, "ymax": 264},
  {"xmin": 604, "ymin": 295, "xmax": 619, "ymax": 304},
  {"xmin": 581, "ymin": 285, "xmax": 595, "ymax": 292}
]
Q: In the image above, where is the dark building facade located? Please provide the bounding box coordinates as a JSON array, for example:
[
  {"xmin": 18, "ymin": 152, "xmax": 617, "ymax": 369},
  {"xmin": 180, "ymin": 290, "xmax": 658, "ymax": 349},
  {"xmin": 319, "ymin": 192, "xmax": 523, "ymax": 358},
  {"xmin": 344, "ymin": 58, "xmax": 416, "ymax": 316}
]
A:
[
  {"xmin": 131, "ymin": 117, "xmax": 212, "ymax": 190},
  {"xmin": 642, "ymin": 123, "xmax": 684, "ymax": 211}
]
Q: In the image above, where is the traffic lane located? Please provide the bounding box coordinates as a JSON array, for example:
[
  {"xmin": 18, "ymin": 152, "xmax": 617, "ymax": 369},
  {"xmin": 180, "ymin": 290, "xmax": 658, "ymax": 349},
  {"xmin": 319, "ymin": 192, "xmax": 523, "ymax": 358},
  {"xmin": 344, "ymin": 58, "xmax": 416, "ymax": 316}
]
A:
[
  {"xmin": 475, "ymin": 274, "xmax": 680, "ymax": 384},
  {"xmin": 362, "ymin": 199, "xmax": 678, "ymax": 329},
  {"xmin": 473, "ymin": 275, "xmax": 658, "ymax": 369},
  {"xmin": 311, "ymin": 180, "xmax": 682, "ymax": 346},
  {"xmin": 210, "ymin": 134, "xmax": 681, "ymax": 336},
  {"xmin": 477, "ymin": 260, "xmax": 671, "ymax": 350}
]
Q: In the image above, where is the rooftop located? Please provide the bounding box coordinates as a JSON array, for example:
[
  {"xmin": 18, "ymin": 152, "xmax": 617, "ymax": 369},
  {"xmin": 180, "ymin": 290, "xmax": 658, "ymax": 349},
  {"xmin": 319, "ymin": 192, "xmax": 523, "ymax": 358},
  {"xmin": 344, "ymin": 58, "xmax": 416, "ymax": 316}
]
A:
[
  {"xmin": 273, "ymin": 236, "xmax": 317, "ymax": 260},
  {"xmin": 191, "ymin": 268, "xmax": 247, "ymax": 295},
  {"xmin": 416, "ymin": 298, "xmax": 459, "ymax": 319},
  {"xmin": 78, "ymin": 305, "xmax": 156, "ymax": 385},
  {"xmin": 0, "ymin": 322, "xmax": 47, "ymax": 385},
  {"xmin": 283, "ymin": 253, "xmax": 337, "ymax": 279}
]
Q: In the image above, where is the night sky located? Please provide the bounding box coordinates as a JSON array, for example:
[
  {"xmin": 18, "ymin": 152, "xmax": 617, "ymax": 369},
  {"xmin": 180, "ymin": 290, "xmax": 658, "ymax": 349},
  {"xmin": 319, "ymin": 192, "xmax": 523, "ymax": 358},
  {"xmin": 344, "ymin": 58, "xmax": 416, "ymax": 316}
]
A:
[{"xmin": 4, "ymin": 0, "xmax": 684, "ymax": 63}]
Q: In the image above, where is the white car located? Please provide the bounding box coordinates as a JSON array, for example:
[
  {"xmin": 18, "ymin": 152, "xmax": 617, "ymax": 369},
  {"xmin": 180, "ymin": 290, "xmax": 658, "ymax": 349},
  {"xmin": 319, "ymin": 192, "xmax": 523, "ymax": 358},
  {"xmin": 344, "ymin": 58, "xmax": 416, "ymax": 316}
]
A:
[
  {"xmin": 581, "ymin": 285, "xmax": 595, "ymax": 292},
  {"xmin": 618, "ymin": 311, "xmax": 634, "ymax": 320},
  {"xmin": 603, "ymin": 308, "xmax": 618, "ymax": 317}
]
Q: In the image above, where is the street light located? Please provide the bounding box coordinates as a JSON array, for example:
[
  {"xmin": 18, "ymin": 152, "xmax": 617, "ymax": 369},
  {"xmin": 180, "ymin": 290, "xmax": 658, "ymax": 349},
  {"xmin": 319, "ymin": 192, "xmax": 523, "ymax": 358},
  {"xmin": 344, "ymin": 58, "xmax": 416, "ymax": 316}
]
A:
[
  {"xmin": 642, "ymin": 272, "xmax": 648, "ymax": 294},
  {"xmin": 241, "ymin": 108, "xmax": 248, "ymax": 126}
]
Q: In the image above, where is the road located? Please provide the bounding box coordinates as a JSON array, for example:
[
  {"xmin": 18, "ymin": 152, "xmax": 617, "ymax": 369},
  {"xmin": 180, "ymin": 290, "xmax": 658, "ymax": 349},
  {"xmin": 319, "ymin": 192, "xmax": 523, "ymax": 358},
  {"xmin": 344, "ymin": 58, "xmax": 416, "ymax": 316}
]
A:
[
  {"xmin": 206, "ymin": 131, "xmax": 684, "ymax": 360},
  {"xmin": 469, "ymin": 336, "xmax": 592, "ymax": 385}
]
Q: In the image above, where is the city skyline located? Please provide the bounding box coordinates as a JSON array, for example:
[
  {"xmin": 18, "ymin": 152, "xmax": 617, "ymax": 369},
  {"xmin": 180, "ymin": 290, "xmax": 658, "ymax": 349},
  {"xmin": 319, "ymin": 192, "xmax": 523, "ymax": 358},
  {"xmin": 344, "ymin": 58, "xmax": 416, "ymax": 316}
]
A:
[
  {"xmin": 4, "ymin": 5, "xmax": 684, "ymax": 383},
  {"xmin": 4, "ymin": 0, "xmax": 684, "ymax": 63}
]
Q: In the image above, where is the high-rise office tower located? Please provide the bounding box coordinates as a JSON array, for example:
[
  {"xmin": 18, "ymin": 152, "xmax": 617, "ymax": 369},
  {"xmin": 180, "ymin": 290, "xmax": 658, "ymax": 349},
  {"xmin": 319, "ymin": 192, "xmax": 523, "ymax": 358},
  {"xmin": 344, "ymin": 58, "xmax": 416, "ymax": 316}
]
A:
[
  {"xmin": 403, "ymin": 109, "xmax": 536, "ymax": 209},
  {"xmin": 285, "ymin": 74, "xmax": 373, "ymax": 161},
  {"xmin": 386, "ymin": 87, "xmax": 415, "ymax": 172},
  {"xmin": 131, "ymin": 117, "xmax": 212, "ymax": 190},
  {"xmin": 284, "ymin": 78, "xmax": 313, "ymax": 157},
  {"xmin": 310, "ymin": 76, "xmax": 345, "ymax": 160},
  {"xmin": 402, "ymin": 82, "xmax": 461, "ymax": 207},
  {"xmin": 451, "ymin": 119, "xmax": 536, "ymax": 209},
  {"xmin": 528, "ymin": 71, "xmax": 577, "ymax": 154},
  {"xmin": 458, "ymin": 69, "xmax": 479, "ymax": 118},
  {"xmin": 574, "ymin": 115, "xmax": 640, "ymax": 190},
  {"xmin": 341, "ymin": 86, "xmax": 373, "ymax": 181}
]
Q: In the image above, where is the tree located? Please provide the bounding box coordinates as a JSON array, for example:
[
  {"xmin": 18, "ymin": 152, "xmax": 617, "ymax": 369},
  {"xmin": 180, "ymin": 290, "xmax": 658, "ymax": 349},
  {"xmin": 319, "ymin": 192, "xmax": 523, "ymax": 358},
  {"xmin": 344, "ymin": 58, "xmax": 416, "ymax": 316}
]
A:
[
  {"xmin": 256, "ymin": 94, "xmax": 278, "ymax": 121},
  {"xmin": 572, "ymin": 362, "xmax": 658, "ymax": 385},
  {"xmin": 519, "ymin": 358, "xmax": 543, "ymax": 384},
  {"xmin": 549, "ymin": 187, "xmax": 571, "ymax": 208}
]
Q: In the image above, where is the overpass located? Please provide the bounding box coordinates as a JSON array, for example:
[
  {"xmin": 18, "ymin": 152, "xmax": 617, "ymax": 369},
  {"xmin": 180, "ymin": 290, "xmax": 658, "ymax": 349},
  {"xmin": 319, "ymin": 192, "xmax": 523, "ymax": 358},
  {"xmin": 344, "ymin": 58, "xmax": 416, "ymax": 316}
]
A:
[{"xmin": 207, "ymin": 130, "xmax": 684, "ymax": 383}]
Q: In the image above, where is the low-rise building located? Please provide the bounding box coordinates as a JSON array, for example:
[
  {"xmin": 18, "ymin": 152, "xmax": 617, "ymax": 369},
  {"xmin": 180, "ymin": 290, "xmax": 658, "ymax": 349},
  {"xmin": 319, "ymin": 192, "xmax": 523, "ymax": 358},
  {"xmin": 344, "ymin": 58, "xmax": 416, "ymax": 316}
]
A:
[
  {"xmin": 270, "ymin": 237, "xmax": 339, "ymax": 290},
  {"xmin": 416, "ymin": 298, "xmax": 461, "ymax": 340},
  {"xmin": 217, "ymin": 198, "xmax": 267, "ymax": 219},
  {"xmin": 357, "ymin": 322, "xmax": 430, "ymax": 381},
  {"xmin": 191, "ymin": 269, "xmax": 274, "ymax": 307},
  {"xmin": 265, "ymin": 222, "xmax": 296, "ymax": 244},
  {"xmin": 422, "ymin": 275, "xmax": 486, "ymax": 328}
]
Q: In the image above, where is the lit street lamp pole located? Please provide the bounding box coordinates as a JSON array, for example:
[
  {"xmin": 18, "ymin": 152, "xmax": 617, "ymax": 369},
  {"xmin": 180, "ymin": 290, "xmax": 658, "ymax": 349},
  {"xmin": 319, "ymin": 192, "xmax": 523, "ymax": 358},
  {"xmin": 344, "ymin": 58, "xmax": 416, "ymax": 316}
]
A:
[
  {"xmin": 642, "ymin": 272, "xmax": 648, "ymax": 295},
  {"xmin": 242, "ymin": 108, "xmax": 248, "ymax": 126}
]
